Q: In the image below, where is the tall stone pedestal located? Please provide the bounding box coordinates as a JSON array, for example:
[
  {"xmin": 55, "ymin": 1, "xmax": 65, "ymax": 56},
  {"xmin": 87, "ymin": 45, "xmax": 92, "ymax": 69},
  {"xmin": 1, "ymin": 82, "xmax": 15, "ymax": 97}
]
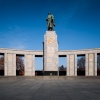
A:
[{"xmin": 44, "ymin": 31, "xmax": 58, "ymax": 75}]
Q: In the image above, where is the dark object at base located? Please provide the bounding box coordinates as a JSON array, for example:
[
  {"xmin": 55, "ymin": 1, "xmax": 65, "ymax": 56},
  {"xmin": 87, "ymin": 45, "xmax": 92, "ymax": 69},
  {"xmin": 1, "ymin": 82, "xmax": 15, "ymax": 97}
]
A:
[
  {"xmin": 97, "ymin": 70, "xmax": 100, "ymax": 76},
  {"xmin": 0, "ymin": 70, "xmax": 4, "ymax": 76},
  {"xmin": 43, "ymin": 71, "xmax": 58, "ymax": 76},
  {"xmin": 77, "ymin": 70, "xmax": 85, "ymax": 76},
  {"xmin": 16, "ymin": 70, "xmax": 24, "ymax": 76},
  {"xmin": 59, "ymin": 71, "xmax": 66, "ymax": 76},
  {"xmin": 35, "ymin": 71, "xmax": 58, "ymax": 76},
  {"xmin": 35, "ymin": 71, "xmax": 43, "ymax": 76}
]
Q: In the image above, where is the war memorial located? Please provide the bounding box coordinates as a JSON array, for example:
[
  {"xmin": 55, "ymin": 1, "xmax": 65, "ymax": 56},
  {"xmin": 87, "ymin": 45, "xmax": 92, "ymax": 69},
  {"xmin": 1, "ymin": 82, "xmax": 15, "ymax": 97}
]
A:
[
  {"xmin": 0, "ymin": 13, "xmax": 100, "ymax": 100},
  {"xmin": 0, "ymin": 13, "xmax": 100, "ymax": 76}
]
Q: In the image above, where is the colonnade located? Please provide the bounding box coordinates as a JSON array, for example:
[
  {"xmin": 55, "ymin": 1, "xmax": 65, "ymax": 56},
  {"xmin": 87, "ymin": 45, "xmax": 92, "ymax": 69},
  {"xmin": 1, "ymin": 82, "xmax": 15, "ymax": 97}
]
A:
[
  {"xmin": 1, "ymin": 49, "xmax": 99, "ymax": 76},
  {"xmin": 4, "ymin": 53, "xmax": 35, "ymax": 76},
  {"xmin": 67, "ymin": 53, "xmax": 97, "ymax": 76}
]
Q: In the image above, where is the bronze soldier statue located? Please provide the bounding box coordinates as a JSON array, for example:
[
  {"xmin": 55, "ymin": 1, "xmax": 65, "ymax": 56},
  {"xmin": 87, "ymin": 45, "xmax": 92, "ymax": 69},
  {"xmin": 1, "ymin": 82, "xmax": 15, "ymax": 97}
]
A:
[{"xmin": 46, "ymin": 12, "xmax": 55, "ymax": 31}]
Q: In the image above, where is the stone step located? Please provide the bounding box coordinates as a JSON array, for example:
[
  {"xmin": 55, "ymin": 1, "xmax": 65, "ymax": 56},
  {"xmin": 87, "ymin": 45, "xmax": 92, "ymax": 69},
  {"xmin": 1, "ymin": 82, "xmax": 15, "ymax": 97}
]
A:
[{"xmin": 0, "ymin": 76, "xmax": 100, "ymax": 80}]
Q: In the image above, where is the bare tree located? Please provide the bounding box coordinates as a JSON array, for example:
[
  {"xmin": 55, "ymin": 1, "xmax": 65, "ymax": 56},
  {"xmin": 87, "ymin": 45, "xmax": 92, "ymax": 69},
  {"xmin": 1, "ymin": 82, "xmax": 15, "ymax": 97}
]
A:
[
  {"xmin": 77, "ymin": 57, "xmax": 85, "ymax": 71},
  {"xmin": 0, "ymin": 56, "xmax": 4, "ymax": 70},
  {"xmin": 16, "ymin": 56, "xmax": 24, "ymax": 71},
  {"xmin": 59, "ymin": 65, "xmax": 66, "ymax": 71},
  {"xmin": 97, "ymin": 55, "xmax": 100, "ymax": 70}
]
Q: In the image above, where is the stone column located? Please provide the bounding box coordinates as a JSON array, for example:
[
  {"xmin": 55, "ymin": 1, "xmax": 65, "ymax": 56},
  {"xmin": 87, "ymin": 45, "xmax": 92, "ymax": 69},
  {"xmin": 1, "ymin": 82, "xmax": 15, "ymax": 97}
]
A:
[
  {"xmin": 67, "ymin": 55, "xmax": 70, "ymax": 76},
  {"xmin": 88, "ymin": 53, "xmax": 95, "ymax": 76},
  {"xmin": 69, "ymin": 55, "xmax": 75, "ymax": 76},
  {"xmin": 44, "ymin": 31, "xmax": 58, "ymax": 71},
  {"xmin": 85, "ymin": 54, "xmax": 89, "ymax": 76},
  {"xmin": 25, "ymin": 54, "xmax": 35, "ymax": 76},
  {"xmin": 75, "ymin": 54, "xmax": 77, "ymax": 76},
  {"xmin": 7, "ymin": 53, "xmax": 16, "ymax": 76},
  {"xmin": 94, "ymin": 53, "xmax": 97, "ymax": 76},
  {"xmin": 4, "ymin": 53, "xmax": 7, "ymax": 76},
  {"xmin": 13, "ymin": 54, "xmax": 16, "ymax": 75}
]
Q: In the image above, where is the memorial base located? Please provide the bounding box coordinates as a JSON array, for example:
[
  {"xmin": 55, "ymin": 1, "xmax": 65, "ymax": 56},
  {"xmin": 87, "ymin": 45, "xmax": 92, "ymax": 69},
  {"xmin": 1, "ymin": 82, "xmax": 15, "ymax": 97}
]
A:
[{"xmin": 43, "ymin": 71, "xmax": 58, "ymax": 76}]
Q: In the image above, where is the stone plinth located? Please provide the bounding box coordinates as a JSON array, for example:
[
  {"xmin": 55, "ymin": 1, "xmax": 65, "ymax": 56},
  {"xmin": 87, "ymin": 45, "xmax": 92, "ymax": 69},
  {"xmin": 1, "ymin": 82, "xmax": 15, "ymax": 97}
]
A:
[{"xmin": 44, "ymin": 31, "xmax": 58, "ymax": 71}]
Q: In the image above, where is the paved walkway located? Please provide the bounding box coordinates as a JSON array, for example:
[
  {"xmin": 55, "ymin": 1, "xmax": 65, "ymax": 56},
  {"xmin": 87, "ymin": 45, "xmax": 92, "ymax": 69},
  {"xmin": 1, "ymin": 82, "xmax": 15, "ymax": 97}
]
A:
[{"xmin": 0, "ymin": 77, "xmax": 100, "ymax": 100}]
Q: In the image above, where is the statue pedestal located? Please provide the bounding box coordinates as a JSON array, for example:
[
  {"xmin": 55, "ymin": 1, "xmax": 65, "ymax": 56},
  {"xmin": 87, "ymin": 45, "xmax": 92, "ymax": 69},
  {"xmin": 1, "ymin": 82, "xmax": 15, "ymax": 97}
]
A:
[{"xmin": 43, "ymin": 31, "xmax": 58, "ymax": 75}]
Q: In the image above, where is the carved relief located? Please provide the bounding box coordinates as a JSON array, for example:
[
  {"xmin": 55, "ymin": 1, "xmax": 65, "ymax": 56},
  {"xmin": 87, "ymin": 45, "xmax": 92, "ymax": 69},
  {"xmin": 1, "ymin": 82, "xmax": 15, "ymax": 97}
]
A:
[{"xmin": 48, "ymin": 38, "xmax": 54, "ymax": 43}]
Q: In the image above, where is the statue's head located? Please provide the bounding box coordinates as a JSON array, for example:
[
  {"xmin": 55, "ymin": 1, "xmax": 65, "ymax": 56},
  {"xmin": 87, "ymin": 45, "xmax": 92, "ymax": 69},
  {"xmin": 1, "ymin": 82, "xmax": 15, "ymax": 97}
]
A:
[{"xmin": 48, "ymin": 12, "xmax": 51, "ymax": 15}]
